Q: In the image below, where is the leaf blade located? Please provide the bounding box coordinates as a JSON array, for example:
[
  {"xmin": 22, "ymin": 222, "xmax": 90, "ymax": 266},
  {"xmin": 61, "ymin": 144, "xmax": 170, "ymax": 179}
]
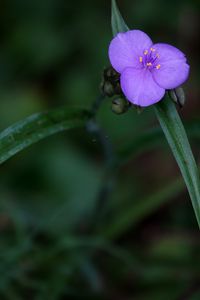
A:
[
  {"xmin": 154, "ymin": 96, "xmax": 200, "ymax": 227},
  {"xmin": 111, "ymin": 0, "xmax": 129, "ymax": 36},
  {"xmin": 0, "ymin": 106, "xmax": 91, "ymax": 164}
]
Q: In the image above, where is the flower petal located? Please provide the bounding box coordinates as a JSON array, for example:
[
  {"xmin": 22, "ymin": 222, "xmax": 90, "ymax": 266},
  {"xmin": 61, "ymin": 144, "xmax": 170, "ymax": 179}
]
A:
[
  {"xmin": 108, "ymin": 30, "xmax": 153, "ymax": 73},
  {"xmin": 120, "ymin": 67, "xmax": 165, "ymax": 107},
  {"xmin": 152, "ymin": 43, "xmax": 190, "ymax": 89}
]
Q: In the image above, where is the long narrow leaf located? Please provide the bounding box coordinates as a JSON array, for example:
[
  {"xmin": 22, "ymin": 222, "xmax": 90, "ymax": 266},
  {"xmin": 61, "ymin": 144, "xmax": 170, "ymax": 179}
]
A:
[
  {"xmin": 111, "ymin": 0, "xmax": 129, "ymax": 36},
  {"xmin": 0, "ymin": 106, "xmax": 91, "ymax": 164},
  {"xmin": 154, "ymin": 97, "xmax": 200, "ymax": 226}
]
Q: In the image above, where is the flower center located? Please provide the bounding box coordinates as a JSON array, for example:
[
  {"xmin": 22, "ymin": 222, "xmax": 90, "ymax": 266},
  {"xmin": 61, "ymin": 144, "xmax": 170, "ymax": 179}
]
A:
[{"xmin": 139, "ymin": 48, "xmax": 161, "ymax": 70}]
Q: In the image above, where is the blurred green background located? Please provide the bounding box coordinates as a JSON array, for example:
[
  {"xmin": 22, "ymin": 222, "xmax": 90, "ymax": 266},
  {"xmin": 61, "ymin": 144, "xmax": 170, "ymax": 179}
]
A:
[{"xmin": 0, "ymin": 0, "xmax": 200, "ymax": 299}]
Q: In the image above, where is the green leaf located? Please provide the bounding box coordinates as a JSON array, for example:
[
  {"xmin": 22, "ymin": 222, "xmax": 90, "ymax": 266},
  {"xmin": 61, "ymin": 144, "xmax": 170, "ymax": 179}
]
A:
[
  {"xmin": 111, "ymin": 0, "xmax": 129, "ymax": 36},
  {"xmin": 0, "ymin": 106, "xmax": 91, "ymax": 164},
  {"xmin": 154, "ymin": 97, "xmax": 200, "ymax": 227}
]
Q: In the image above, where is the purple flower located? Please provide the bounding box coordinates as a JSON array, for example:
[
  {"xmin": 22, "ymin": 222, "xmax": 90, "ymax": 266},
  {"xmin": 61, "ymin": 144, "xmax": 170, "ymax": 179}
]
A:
[{"xmin": 108, "ymin": 30, "xmax": 190, "ymax": 107}]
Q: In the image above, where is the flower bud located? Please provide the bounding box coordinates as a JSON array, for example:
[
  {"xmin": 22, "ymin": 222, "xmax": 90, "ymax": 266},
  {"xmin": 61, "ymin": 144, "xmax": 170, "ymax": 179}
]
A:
[
  {"xmin": 115, "ymin": 82, "xmax": 122, "ymax": 95},
  {"xmin": 101, "ymin": 66, "xmax": 122, "ymax": 97},
  {"xmin": 104, "ymin": 66, "xmax": 118, "ymax": 78},
  {"xmin": 169, "ymin": 87, "xmax": 186, "ymax": 108},
  {"xmin": 101, "ymin": 81, "xmax": 116, "ymax": 97},
  {"xmin": 111, "ymin": 97, "xmax": 130, "ymax": 114}
]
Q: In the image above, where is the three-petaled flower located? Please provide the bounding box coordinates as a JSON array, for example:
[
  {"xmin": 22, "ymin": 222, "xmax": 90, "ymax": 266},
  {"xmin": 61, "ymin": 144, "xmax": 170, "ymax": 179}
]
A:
[{"xmin": 109, "ymin": 30, "xmax": 190, "ymax": 107}]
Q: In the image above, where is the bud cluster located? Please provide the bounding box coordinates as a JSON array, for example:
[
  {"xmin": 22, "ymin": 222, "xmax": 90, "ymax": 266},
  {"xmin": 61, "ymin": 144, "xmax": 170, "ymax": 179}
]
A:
[
  {"xmin": 101, "ymin": 66, "xmax": 121, "ymax": 97},
  {"xmin": 100, "ymin": 66, "xmax": 132, "ymax": 115}
]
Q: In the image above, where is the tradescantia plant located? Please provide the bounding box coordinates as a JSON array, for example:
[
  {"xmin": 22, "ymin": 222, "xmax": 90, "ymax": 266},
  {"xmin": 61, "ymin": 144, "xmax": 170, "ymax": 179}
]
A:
[
  {"xmin": 0, "ymin": 0, "xmax": 199, "ymax": 227},
  {"xmin": 110, "ymin": 0, "xmax": 200, "ymax": 227}
]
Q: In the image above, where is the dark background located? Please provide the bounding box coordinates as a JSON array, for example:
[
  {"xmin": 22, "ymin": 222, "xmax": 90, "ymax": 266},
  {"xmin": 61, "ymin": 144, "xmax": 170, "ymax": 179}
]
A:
[{"xmin": 0, "ymin": 0, "xmax": 200, "ymax": 299}]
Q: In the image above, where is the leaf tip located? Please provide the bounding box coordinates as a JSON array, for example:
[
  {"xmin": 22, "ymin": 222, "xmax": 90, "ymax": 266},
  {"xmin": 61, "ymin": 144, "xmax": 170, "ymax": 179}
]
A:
[{"xmin": 111, "ymin": 0, "xmax": 129, "ymax": 36}]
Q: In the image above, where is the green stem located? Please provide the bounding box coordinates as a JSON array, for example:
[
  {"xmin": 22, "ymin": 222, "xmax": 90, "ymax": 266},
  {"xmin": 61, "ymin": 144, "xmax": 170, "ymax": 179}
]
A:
[{"xmin": 154, "ymin": 96, "xmax": 200, "ymax": 227}]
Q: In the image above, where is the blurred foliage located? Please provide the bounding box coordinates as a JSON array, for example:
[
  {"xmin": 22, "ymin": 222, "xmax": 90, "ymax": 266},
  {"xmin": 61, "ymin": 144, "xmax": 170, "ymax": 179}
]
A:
[{"xmin": 0, "ymin": 0, "xmax": 200, "ymax": 299}]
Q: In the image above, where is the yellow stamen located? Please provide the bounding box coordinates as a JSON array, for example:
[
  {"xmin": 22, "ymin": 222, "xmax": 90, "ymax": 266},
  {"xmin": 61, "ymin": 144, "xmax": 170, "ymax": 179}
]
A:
[
  {"xmin": 156, "ymin": 64, "xmax": 161, "ymax": 69},
  {"xmin": 150, "ymin": 47, "xmax": 156, "ymax": 52},
  {"xmin": 146, "ymin": 62, "xmax": 152, "ymax": 67},
  {"xmin": 139, "ymin": 56, "xmax": 143, "ymax": 63},
  {"xmin": 144, "ymin": 50, "xmax": 148, "ymax": 55}
]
